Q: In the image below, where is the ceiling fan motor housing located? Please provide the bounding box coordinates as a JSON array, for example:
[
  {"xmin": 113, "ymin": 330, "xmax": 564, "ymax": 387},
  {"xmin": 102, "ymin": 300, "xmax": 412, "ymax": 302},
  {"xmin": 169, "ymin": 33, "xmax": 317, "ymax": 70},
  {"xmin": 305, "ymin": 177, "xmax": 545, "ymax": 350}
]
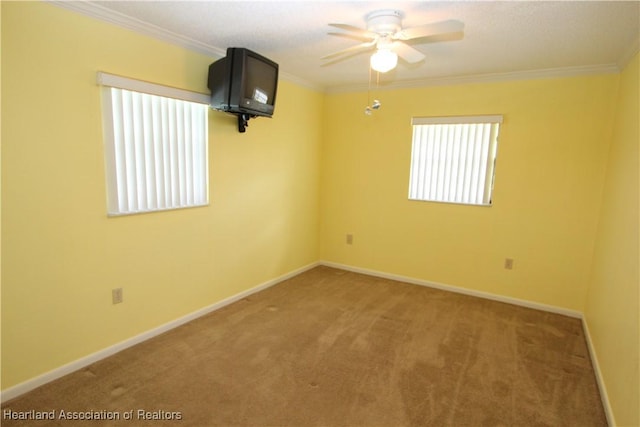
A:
[{"xmin": 365, "ymin": 10, "xmax": 403, "ymax": 35}]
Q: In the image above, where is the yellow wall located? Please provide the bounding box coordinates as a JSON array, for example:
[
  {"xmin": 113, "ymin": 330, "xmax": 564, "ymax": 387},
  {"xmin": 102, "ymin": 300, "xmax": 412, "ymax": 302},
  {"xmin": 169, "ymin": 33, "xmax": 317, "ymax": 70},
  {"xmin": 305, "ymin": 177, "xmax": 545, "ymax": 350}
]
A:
[
  {"xmin": 320, "ymin": 75, "xmax": 618, "ymax": 311},
  {"xmin": 585, "ymin": 53, "xmax": 639, "ymax": 427},
  {"xmin": 2, "ymin": 3, "xmax": 637, "ymax": 422},
  {"xmin": 1, "ymin": 2, "xmax": 322, "ymax": 388}
]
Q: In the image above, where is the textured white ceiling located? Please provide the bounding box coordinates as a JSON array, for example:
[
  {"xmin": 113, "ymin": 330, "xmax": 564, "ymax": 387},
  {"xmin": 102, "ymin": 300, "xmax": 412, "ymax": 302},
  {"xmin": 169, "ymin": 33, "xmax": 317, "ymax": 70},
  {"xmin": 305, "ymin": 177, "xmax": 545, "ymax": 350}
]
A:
[{"xmin": 58, "ymin": 1, "xmax": 639, "ymax": 91}]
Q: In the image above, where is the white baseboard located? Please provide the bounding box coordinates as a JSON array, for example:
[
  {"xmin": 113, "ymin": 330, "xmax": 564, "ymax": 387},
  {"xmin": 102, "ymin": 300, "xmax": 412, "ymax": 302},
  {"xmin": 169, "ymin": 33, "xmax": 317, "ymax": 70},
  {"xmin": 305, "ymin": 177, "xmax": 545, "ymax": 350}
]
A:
[
  {"xmin": 581, "ymin": 317, "xmax": 616, "ymax": 426},
  {"xmin": 320, "ymin": 260, "xmax": 620, "ymax": 422},
  {"xmin": 3, "ymin": 259, "xmax": 613, "ymax": 424},
  {"xmin": 1, "ymin": 262, "xmax": 319, "ymax": 403},
  {"xmin": 320, "ymin": 260, "xmax": 583, "ymax": 318}
]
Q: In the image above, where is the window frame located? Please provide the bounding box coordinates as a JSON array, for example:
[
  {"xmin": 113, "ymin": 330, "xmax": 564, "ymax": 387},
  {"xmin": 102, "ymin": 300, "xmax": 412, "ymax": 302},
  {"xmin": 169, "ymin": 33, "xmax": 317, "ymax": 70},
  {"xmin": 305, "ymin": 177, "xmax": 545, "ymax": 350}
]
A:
[
  {"xmin": 98, "ymin": 72, "xmax": 210, "ymax": 216},
  {"xmin": 408, "ymin": 115, "xmax": 503, "ymax": 207}
]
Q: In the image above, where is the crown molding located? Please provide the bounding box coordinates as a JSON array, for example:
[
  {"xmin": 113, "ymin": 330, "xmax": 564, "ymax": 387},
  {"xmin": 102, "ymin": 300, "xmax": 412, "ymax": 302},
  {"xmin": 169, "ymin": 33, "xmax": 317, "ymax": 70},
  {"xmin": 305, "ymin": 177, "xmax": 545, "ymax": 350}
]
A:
[
  {"xmin": 617, "ymin": 36, "xmax": 640, "ymax": 70},
  {"xmin": 48, "ymin": 1, "xmax": 323, "ymax": 93},
  {"xmin": 279, "ymin": 72, "xmax": 324, "ymax": 92},
  {"xmin": 325, "ymin": 63, "xmax": 621, "ymax": 94},
  {"xmin": 49, "ymin": 1, "xmax": 627, "ymax": 95},
  {"xmin": 49, "ymin": 1, "xmax": 226, "ymax": 59}
]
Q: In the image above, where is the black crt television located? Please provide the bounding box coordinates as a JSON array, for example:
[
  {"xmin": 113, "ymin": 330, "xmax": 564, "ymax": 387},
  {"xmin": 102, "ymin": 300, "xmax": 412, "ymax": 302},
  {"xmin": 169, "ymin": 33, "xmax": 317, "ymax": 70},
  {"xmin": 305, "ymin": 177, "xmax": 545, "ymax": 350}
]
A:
[{"xmin": 208, "ymin": 48, "xmax": 279, "ymax": 132}]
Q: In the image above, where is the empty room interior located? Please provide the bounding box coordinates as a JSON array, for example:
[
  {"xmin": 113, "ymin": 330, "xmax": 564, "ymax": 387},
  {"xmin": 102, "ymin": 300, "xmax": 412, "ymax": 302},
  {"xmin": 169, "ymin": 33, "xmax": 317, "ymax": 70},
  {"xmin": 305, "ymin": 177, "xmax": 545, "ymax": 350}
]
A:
[{"xmin": 1, "ymin": 1, "xmax": 638, "ymax": 426}]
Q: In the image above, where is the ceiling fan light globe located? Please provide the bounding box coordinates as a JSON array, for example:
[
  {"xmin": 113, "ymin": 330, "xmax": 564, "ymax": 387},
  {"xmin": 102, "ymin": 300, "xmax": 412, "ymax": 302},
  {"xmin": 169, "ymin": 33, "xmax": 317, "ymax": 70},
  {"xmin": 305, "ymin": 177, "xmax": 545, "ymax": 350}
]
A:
[{"xmin": 370, "ymin": 49, "xmax": 398, "ymax": 73}]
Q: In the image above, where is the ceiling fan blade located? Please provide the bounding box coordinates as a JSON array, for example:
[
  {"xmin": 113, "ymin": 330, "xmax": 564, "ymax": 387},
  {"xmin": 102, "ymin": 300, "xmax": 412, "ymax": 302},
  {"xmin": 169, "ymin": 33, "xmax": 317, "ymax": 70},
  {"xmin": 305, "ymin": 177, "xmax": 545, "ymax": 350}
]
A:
[
  {"xmin": 321, "ymin": 40, "xmax": 377, "ymax": 60},
  {"xmin": 393, "ymin": 41, "xmax": 426, "ymax": 64},
  {"xmin": 396, "ymin": 19, "xmax": 464, "ymax": 41},
  {"xmin": 329, "ymin": 23, "xmax": 378, "ymax": 39},
  {"xmin": 328, "ymin": 31, "xmax": 375, "ymax": 43}
]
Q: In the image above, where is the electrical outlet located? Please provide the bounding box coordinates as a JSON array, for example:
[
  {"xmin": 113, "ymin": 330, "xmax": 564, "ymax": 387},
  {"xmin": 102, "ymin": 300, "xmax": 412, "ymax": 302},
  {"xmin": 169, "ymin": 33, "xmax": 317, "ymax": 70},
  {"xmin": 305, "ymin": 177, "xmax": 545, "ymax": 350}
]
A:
[
  {"xmin": 504, "ymin": 258, "xmax": 514, "ymax": 270},
  {"xmin": 346, "ymin": 234, "xmax": 353, "ymax": 245},
  {"xmin": 112, "ymin": 288, "xmax": 123, "ymax": 304}
]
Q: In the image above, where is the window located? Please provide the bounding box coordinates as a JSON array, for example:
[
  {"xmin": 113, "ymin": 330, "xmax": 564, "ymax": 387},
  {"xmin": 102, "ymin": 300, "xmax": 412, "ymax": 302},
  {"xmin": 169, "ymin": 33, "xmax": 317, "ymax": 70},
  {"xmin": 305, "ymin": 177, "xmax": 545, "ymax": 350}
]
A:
[
  {"xmin": 99, "ymin": 72, "xmax": 210, "ymax": 216},
  {"xmin": 408, "ymin": 115, "xmax": 503, "ymax": 206}
]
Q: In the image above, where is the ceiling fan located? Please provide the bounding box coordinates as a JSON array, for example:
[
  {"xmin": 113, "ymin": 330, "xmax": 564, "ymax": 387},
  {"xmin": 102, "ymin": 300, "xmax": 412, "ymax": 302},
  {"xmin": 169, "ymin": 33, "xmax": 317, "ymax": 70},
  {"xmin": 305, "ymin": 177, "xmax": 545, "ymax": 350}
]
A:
[{"xmin": 322, "ymin": 10, "xmax": 464, "ymax": 72}]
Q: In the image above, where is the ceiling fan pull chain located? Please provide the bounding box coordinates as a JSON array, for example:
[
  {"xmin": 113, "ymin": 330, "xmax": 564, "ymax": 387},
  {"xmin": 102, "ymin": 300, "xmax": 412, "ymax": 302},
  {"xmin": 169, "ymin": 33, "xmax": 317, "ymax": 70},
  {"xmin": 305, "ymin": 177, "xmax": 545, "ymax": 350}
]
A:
[
  {"xmin": 372, "ymin": 71, "xmax": 381, "ymax": 110},
  {"xmin": 365, "ymin": 66, "xmax": 373, "ymax": 115}
]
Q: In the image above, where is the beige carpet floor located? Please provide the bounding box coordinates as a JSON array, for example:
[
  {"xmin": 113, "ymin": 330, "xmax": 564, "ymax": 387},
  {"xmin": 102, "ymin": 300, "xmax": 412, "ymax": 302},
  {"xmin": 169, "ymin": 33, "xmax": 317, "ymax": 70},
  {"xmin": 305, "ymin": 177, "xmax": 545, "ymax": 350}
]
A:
[{"xmin": 2, "ymin": 266, "xmax": 607, "ymax": 426}]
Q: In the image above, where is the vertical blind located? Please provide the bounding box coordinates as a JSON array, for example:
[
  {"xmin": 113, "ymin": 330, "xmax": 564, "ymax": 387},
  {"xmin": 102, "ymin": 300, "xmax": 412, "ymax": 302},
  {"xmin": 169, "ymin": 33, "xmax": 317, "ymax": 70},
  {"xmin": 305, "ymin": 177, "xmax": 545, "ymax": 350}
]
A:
[
  {"xmin": 408, "ymin": 116, "xmax": 502, "ymax": 206},
  {"xmin": 100, "ymin": 73, "xmax": 209, "ymax": 216}
]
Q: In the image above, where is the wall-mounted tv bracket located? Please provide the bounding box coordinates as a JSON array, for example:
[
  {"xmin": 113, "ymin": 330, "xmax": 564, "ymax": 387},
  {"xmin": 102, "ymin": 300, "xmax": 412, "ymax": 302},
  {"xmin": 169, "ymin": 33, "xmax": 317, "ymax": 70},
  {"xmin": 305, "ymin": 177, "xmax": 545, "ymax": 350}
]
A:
[{"xmin": 237, "ymin": 113, "xmax": 257, "ymax": 133}]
